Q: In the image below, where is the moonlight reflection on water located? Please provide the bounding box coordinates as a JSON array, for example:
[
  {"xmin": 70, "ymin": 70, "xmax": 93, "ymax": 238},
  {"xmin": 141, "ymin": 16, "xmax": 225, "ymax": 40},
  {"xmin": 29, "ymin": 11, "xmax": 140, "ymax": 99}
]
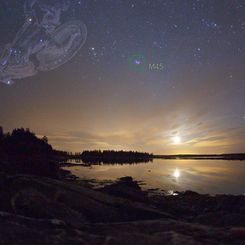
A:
[
  {"xmin": 173, "ymin": 168, "xmax": 181, "ymax": 178},
  {"xmin": 63, "ymin": 159, "xmax": 245, "ymax": 195}
]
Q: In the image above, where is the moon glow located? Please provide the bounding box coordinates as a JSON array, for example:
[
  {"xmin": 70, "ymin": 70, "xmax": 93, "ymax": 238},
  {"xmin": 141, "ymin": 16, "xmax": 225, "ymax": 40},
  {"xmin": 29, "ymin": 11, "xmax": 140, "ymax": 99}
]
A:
[{"xmin": 173, "ymin": 136, "xmax": 181, "ymax": 145}]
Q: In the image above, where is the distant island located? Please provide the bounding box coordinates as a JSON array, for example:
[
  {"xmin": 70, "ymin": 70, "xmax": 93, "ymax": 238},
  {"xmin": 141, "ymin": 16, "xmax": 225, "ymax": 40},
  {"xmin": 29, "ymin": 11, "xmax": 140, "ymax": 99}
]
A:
[
  {"xmin": 154, "ymin": 154, "xmax": 245, "ymax": 161},
  {"xmin": 60, "ymin": 150, "xmax": 153, "ymax": 165}
]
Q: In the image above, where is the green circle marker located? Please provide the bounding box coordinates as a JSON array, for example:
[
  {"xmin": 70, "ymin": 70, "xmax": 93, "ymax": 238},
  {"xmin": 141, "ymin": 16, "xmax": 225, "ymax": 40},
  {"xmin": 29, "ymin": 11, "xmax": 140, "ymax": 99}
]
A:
[{"xmin": 128, "ymin": 53, "xmax": 147, "ymax": 72}]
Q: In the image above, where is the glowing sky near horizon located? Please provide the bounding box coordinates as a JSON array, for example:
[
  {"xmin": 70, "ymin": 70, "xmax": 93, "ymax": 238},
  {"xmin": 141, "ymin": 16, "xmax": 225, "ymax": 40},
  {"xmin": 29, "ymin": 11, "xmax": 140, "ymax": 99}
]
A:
[{"xmin": 0, "ymin": 0, "xmax": 244, "ymax": 154}]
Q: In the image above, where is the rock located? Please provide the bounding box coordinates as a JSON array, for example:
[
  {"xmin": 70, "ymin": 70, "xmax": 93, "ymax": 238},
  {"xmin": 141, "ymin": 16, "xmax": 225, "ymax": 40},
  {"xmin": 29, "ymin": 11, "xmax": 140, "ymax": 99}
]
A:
[
  {"xmin": 0, "ymin": 212, "xmax": 244, "ymax": 245},
  {"xmin": 98, "ymin": 176, "xmax": 148, "ymax": 202},
  {"xmin": 0, "ymin": 211, "xmax": 104, "ymax": 245},
  {"xmin": 182, "ymin": 190, "xmax": 200, "ymax": 196},
  {"xmin": 0, "ymin": 173, "xmax": 173, "ymax": 224},
  {"xmin": 80, "ymin": 219, "xmax": 243, "ymax": 244},
  {"xmin": 195, "ymin": 211, "xmax": 245, "ymax": 227},
  {"xmin": 214, "ymin": 195, "xmax": 245, "ymax": 213},
  {"xmin": 11, "ymin": 188, "xmax": 86, "ymax": 225},
  {"xmin": 0, "ymin": 173, "xmax": 244, "ymax": 244},
  {"xmin": 231, "ymin": 227, "xmax": 245, "ymax": 240}
]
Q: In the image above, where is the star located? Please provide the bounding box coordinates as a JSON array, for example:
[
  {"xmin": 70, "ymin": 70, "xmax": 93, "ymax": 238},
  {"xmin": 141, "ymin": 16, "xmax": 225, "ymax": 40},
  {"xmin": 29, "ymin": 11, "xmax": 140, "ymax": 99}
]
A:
[{"xmin": 134, "ymin": 60, "xmax": 141, "ymax": 65}]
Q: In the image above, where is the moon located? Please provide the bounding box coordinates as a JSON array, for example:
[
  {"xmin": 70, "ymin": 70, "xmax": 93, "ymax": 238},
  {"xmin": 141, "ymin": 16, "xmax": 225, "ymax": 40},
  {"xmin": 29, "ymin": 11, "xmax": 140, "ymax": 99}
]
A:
[{"xmin": 173, "ymin": 136, "xmax": 181, "ymax": 144}]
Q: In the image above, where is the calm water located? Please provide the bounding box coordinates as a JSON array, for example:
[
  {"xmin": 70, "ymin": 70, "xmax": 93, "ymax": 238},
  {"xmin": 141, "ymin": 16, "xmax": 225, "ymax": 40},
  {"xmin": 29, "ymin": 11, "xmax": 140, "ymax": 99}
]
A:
[{"xmin": 63, "ymin": 159, "xmax": 245, "ymax": 195}]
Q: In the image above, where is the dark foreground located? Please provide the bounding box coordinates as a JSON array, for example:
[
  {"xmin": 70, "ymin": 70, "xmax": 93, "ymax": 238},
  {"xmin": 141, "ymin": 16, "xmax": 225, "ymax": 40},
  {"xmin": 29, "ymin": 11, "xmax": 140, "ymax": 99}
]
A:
[
  {"xmin": 0, "ymin": 129, "xmax": 244, "ymax": 244},
  {"xmin": 0, "ymin": 173, "xmax": 244, "ymax": 245}
]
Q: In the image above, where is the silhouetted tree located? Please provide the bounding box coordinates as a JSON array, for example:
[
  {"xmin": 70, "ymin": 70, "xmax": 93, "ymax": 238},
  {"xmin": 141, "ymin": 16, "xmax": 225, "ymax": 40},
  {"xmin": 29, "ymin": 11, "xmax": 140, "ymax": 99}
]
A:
[
  {"xmin": 0, "ymin": 128, "xmax": 58, "ymax": 177},
  {"xmin": 42, "ymin": 136, "xmax": 48, "ymax": 144},
  {"xmin": 0, "ymin": 126, "xmax": 3, "ymax": 139}
]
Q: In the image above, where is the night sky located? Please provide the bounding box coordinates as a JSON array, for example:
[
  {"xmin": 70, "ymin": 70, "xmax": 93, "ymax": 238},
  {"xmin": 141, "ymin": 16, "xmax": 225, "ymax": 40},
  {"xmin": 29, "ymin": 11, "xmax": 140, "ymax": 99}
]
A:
[{"xmin": 0, "ymin": 0, "xmax": 245, "ymax": 154}]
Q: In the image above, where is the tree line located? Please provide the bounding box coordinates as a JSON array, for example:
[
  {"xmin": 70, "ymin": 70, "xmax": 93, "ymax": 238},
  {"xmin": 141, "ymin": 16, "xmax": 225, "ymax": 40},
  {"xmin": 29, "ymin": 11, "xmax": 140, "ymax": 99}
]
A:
[
  {"xmin": 0, "ymin": 127, "xmax": 154, "ymax": 167},
  {"xmin": 0, "ymin": 127, "xmax": 58, "ymax": 177}
]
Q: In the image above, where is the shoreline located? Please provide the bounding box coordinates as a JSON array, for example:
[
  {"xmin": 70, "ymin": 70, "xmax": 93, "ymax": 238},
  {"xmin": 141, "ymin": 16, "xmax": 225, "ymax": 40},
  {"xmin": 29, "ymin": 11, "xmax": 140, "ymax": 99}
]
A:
[
  {"xmin": 60, "ymin": 159, "xmax": 245, "ymax": 196},
  {"xmin": 0, "ymin": 172, "xmax": 244, "ymax": 244},
  {"xmin": 64, "ymin": 172, "xmax": 245, "ymax": 197}
]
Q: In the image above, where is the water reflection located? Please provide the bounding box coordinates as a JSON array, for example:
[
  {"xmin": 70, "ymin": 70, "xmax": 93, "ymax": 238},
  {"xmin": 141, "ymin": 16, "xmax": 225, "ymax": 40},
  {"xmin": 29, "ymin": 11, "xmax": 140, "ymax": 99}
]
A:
[
  {"xmin": 63, "ymin": 159, "xmax": 245, "ymax": 195},
  {"xmin": 173, "ymin": 168, "xmax": 181, "ymax": 178},
  {"xmin": 63, "ymin": 158, "xmax": 152, "ymax": 165}
]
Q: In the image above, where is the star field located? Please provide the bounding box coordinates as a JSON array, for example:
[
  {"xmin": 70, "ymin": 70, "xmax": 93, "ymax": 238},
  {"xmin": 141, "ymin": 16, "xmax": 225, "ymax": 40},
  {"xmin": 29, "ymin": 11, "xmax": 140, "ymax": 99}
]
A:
[{"xmin": 0, "ymin": 0, "xmax": 244, "ymax": 154}]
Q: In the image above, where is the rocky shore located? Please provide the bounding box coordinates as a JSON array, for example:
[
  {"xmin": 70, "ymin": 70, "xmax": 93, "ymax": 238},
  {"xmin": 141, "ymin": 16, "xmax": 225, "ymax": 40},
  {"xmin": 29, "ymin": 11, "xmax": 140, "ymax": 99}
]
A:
[{"xmin": 0, "ymin": 173, "xmax": 244, "ymax": 244}]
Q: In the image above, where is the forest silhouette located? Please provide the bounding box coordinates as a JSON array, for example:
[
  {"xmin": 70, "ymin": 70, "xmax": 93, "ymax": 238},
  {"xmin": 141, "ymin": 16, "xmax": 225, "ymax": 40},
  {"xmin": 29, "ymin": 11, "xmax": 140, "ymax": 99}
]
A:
[{"xmin": 0, "ymin": 127, "xmax": 153, "ymax": 175}]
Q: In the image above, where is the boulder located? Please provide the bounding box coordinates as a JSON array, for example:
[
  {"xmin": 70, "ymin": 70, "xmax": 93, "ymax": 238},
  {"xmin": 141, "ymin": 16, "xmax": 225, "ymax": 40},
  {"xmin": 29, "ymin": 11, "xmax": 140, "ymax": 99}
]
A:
[{"xmin": 0, "ymin": 173, "xmax": 173, "ymax": 224}]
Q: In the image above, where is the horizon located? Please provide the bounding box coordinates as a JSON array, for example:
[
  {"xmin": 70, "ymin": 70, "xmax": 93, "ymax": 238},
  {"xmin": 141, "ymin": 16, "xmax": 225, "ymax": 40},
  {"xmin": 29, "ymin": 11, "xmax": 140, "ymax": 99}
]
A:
[
  {"xmin": 1, "ymin": 125, "xmax": 245, "ymax": 156},
  {"xmin": 1, "ymin": 121, "xmax": 245, "ymax": 156}
]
